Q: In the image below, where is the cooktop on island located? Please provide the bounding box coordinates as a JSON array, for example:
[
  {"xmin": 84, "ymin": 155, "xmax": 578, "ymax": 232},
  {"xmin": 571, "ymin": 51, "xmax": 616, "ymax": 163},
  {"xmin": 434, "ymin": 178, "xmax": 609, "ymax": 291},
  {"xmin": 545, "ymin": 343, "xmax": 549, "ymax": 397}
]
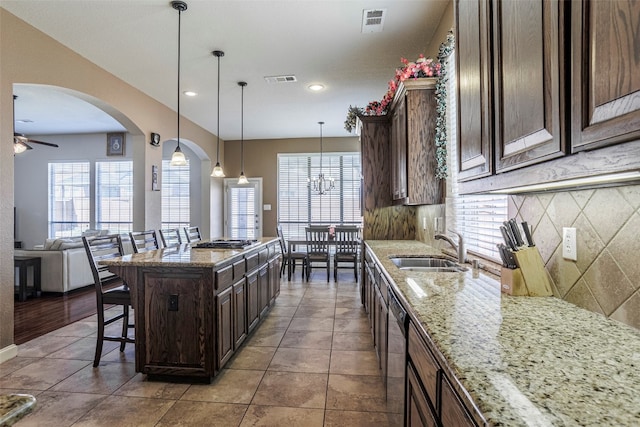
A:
[{"xmin": 194, "ymin": 239, "xmax": 258, "ymax": 249}]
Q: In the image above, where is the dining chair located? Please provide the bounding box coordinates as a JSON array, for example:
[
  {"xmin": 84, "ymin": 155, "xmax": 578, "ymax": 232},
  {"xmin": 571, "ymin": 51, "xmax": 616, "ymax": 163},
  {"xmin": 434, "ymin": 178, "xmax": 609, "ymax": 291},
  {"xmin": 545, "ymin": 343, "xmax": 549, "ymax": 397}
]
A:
[
  {"xmin": 129, "ymin": 230, "xmax": 160, "ymax": 253},
  {"xmin": 159, "ymin": 228, "xmax": 183, "ymax": 248},
  {"xmin": 82, "ymin": 234, "xmax": 134, "ymax": 367},
  {"xmin": 305, "ymin": 226, "xmax": 330, "ymax": 282},
  {"xmin": 184, "ymin": 226, "xmax": 202, "ymax": 243},
  {"xmin": 276, "ymin": 224, "xmax": 306, "ymax": 279},
  {"xmin": 333, "ymin": 225, "xmax": 360, "ymax": 281}
]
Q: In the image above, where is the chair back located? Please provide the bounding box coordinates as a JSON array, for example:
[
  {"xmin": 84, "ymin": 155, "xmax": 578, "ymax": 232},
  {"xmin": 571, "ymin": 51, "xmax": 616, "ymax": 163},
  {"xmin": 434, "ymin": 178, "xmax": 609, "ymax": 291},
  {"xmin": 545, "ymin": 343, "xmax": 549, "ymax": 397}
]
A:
[
  {"xmin": 82, "ymin": 234, "xmax": 125, "ymax": 294},
  {"xmin": 276, "ymin": 224, "xmax": 287, "ymax": 254},
  {"xmin": 184, "ymin": 226, "xmax": 201, "ymax": 243},
  {"xmin": 335, "ymin": 226, "xmax": 360, "ymax": 255},
  {"xmin": 160, "ymin": 228, "xmax": 182, "ymax": 248},
  {"xmin": 129, "ymin": 230, "xmax": 160, "ymax": 253},
  {"xmin": 305, "ymin": 226, "xmax": 329, "ymax": 254}
]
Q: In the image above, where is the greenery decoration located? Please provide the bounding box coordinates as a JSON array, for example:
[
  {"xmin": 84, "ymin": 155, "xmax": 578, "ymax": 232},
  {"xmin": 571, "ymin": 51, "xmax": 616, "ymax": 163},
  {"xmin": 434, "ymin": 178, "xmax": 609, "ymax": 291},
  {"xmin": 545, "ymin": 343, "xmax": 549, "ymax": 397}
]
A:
[
  {"xmin": 434, "ymin": 29, "xmax": 455, "ymax": 180},
  {"xmin": 344, "ymin": 105, "xmax": 364, "ymax": 133}
]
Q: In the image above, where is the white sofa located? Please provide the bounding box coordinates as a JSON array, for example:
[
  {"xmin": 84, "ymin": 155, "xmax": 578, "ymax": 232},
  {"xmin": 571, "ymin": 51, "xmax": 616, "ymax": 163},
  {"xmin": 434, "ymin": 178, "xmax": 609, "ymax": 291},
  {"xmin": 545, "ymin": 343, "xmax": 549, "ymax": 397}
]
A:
[{"xmin": 14, "ymin": 235, "xmax": 133, "ymax": 294}]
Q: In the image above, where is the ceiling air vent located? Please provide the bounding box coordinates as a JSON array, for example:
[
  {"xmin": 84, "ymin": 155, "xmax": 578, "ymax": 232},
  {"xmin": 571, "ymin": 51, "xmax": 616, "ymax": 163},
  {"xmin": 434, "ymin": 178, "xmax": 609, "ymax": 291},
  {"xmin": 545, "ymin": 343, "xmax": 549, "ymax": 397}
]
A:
[
  {"xmin": 361, "ymin": 9, "xmax": 386, "ymax": 33},
  {"xmin": 264, "ymin": 75, "xmax": 297, "ymax": 84}
]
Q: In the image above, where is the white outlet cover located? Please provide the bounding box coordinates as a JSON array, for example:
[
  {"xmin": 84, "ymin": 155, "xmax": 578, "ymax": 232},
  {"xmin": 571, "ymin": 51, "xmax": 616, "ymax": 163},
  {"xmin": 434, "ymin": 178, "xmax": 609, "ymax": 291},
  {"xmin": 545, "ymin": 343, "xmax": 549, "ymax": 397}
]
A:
[{"xmin": 562, "ymin": 227, "xmax": 577, "ymax": 261}]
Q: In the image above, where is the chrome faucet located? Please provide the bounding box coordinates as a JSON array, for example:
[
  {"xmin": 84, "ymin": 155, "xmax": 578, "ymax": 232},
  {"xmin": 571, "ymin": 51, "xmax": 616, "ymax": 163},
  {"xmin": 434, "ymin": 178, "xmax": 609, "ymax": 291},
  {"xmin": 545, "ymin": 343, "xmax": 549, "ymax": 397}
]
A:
[{"xmin": 435, "ymin": 231, "xmax": 467, "ymax": 264}]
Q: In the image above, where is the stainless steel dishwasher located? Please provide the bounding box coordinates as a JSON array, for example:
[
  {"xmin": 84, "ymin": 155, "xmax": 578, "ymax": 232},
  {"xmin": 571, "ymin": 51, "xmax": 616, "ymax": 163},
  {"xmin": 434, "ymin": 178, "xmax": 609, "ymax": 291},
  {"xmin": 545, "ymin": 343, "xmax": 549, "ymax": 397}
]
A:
[{"xmin": 386, "ymin": 285, "xmax": 408, "ymax": 424}]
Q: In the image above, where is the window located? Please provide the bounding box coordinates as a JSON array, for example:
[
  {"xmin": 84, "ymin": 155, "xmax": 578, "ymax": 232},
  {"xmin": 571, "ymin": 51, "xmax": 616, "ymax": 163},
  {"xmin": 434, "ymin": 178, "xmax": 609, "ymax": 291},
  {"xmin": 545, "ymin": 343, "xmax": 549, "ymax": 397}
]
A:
[
  {"xmin": 225, "ymin": 178, "xmax": 262, "ymax": 239},
  {"xmin": 446, "ymin": 53, "xmax": 507, "ymax": 261},
  {"xmin": 278, "ymin": 153, "xmax": 361, "ymax": 238},
  {"xmin": 162, "ymin": 159, "xmax": 190, "ymax": 229},
  {"xmin": 48, "ymin": 162, "xmax": 91, "ymax": 238},
  {"xmin": 96, "ymin": 161, "xmax": 133, "ymax": 233}
]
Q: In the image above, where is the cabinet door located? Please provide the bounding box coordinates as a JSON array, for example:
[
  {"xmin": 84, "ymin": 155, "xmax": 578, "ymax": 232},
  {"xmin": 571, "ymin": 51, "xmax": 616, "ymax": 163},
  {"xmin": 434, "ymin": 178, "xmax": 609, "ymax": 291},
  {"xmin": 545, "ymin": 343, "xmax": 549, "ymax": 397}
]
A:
[
  {"xmin": 406, "ymin": 363, "xmax": 438, "ymax": 427},
  {"xmin": 258, "ymin": 266, "xmax": 270, "ymax": 317},
  {"xmin": 217, "ymin": 286, "xmax": 234, "ymax": 369},
  {"xmin": 268, "ymin": 257, "xmax": 280, "ymax": 304},
  {"xmin": 494, "ymin": 0, "xmax": 566, "ymax": 172},
  {"xmin": 455, "ymin": 0, "xmax": 493, "ymax": 181},
  {"xmin": 377, "ymin": 289, "xmax": 388, "ymax": 380},
  {"xmin": 571, "ymin": 0, "xmax": 640, "ymax": 151},
  {"xmin": 391, "ymin": 96, "xmax": 407, "ymax": 200},
  {"xmin": 246, "ymin": 271, "xmax": 260, "ymax": 333},
  {"xmin": 233, "ymin": 280, "xmax": 247, "ymax": 349},
  {"xmin": 441, "ymin": 375, "xmax": 476, "ymax": 427}
]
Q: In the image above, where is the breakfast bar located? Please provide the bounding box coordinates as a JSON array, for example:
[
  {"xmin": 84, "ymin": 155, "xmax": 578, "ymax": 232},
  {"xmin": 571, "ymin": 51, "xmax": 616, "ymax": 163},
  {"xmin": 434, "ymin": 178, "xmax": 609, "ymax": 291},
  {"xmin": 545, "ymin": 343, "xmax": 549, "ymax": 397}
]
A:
[{"xmin": 99, "ymin": 238, "xmax": 281, "ymax": 382}]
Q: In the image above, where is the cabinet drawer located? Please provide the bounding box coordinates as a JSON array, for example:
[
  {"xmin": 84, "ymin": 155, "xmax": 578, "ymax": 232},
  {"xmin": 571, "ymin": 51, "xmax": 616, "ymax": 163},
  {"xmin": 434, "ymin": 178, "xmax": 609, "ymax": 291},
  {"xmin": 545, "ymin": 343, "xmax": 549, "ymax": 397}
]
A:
[
  {"xmin": 408, "ymin": 322, "xmax": 439, "ymax": 409},
  {"xmin": 259, "ymin": 249, "xmax": 269, "ymax": 264},
  {"xmin": 216, "ymin": 264, "xmax": 234, "ymax": 291},
  {"xmin": 246, "ymin": 253, "xmax": 259, "ymax": 272},
  {"xmin": 233, "ymin": 259, "xmax": 246, "ymax": 280}
]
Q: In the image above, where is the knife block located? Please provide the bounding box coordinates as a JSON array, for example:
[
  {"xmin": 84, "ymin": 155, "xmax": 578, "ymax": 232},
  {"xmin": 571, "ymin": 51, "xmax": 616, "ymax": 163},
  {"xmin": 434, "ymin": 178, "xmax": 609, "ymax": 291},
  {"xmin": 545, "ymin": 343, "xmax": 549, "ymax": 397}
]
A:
[
  {"xmin": 500, "ymin": 267, "xmax": 527, "ymax": 295},
  {"xmin": 502, "ymin": 247, "xmax": 553, "ymax": 297}
]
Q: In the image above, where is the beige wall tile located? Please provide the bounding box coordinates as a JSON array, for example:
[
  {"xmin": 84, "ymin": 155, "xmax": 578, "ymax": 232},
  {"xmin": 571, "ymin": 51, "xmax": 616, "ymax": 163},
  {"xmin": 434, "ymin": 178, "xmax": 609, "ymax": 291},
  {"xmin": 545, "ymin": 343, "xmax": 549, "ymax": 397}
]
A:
[
  {"xmin": 564, "ymin": 279, "xmax": 604, "ymax": 316},
  {"xmin": 610, "ymin": 291, "xmax": 640, "ymax": 330},
  {"xmin": 582, "ymin": 188, "xmax": 634, "ymax": 244},
  {"xmin": 583, "ymin": 251, "xmax": 636, "ymax": 316}
]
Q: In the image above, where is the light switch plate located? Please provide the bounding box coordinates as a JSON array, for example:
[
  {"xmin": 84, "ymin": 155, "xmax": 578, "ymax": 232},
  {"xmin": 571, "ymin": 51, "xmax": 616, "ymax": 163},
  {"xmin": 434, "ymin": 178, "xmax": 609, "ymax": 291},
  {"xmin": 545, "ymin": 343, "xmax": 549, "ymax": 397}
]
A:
[{"xmin": 562, "ymin": 227, "xmax": 577, "ymax": 261}]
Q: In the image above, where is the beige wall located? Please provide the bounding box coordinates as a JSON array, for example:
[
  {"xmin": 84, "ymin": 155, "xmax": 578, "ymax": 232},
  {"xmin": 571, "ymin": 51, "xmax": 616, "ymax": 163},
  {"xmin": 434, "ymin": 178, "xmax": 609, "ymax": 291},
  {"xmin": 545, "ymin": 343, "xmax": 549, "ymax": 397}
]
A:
[
  {"xmin": 223, "ymin": 136, "xmax": 360, "ymax": 237},
  {"xmin": 0, "ymin": 9, "xmax": 222, "ymax": 356},
  {"xmin": 423, "ymin": 0, "xmax": 454, "ymax": 59}
]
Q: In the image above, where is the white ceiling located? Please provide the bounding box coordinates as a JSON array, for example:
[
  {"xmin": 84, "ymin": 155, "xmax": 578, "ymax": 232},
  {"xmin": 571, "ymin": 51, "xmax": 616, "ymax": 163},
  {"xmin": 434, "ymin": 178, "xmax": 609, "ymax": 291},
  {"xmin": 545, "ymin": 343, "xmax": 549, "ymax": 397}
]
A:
[{"xmin": 3, "ymin": 0, "xmax": 449, "ymax": 140}]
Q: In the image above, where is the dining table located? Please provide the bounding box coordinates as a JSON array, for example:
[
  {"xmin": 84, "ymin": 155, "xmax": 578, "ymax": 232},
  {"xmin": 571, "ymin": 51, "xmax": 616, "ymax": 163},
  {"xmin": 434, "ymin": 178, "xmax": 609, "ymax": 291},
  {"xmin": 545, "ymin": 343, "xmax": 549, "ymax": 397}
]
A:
[{"xmin": 286, "ymin": 237, "xmax": 360, "ymax": 281}]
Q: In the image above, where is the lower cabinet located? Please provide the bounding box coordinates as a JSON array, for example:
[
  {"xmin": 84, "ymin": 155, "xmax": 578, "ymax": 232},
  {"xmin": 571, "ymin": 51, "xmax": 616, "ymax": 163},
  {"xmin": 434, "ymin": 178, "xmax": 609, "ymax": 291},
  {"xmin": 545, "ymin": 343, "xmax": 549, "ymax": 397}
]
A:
[
  {"xmin": 258, "ymin": 265, "xmax": 270, "ymax": 317},
  {"xmin": 246, "ymin": 270, "xmax": 260, "ymax": 333},
  {"xmin": 216, "ymin": 285, "xmax": 234, "ymax": 369},
  {"xmin": 233, "ymin": 279, "xmax": 247, "ymax": 349},
  {"xmin": 407, "ymin": 363, "xmax": 438, "ymax": 427},
  {"xmin": 375, "ymin": 283, "xmax": 388, "ymax": 380},
  {"xmin": 441, "ymin": 375, "xmax": 476, "ymax": 427}
]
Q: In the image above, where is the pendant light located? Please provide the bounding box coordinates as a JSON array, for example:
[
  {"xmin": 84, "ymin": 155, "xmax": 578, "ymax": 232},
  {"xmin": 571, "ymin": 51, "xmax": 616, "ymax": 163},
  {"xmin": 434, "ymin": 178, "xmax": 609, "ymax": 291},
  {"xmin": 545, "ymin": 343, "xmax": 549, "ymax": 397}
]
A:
[
  {"xmin": 309, "ymin": 121, "xmax": 335, "ymax": 195},
  {"xmin": 237, "ymin": 81, "xmax": 249, "ymax": 185},
  {"xmin": 170, "ymin": 1, "xmax": 188, "ymax": 166},
  {"xmin": 211, "ymin": 50, "xmax": 225, "ymax": 177}
]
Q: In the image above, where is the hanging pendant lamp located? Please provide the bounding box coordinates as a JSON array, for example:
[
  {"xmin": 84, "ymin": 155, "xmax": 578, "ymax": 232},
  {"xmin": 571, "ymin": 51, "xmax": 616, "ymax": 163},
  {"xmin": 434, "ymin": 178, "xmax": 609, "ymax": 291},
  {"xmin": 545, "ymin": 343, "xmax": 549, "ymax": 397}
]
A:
[
  {"xmin": 211, "ymin": 50, "xmax": 225, "ymax": 177},
  {"xmin": 170, "ymin": 1, "xmax": 188, "ymax": 166},
  {"xmin": 309, "ymin": 121, "xmax": 335, "ymax": 195},
  {"xmin": 237, "ymin": 81, "xmax": 249, "ymax": 185}
]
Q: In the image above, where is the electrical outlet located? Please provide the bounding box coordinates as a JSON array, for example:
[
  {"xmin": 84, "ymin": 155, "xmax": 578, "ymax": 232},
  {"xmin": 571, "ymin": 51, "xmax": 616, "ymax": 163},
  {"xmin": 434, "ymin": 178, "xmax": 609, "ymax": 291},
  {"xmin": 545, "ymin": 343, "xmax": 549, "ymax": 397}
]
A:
[{"xmin": 562, "ymin": 227, "xmax": 577, "ymax": 261}]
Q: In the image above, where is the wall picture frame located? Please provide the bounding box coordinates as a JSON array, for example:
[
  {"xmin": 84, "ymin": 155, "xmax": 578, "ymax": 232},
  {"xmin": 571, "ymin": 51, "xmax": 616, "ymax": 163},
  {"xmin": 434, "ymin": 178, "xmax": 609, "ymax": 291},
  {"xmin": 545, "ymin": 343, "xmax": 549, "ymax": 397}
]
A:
[
  {"xmin": 107, "ymin": 132, "xmax": 125, "ymax": 156},
  {"xmin": 152, "ymin": 165, "xmax": 159, "ymax": 191}
]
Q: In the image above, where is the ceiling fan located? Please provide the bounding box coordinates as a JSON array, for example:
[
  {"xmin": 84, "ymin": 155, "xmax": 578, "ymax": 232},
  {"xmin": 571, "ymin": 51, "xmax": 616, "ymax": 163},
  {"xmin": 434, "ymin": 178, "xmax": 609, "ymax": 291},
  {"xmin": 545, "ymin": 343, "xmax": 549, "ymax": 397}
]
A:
[{"xmin": 13, "ymin": 95, "xmax": 59, "ymax": 153}]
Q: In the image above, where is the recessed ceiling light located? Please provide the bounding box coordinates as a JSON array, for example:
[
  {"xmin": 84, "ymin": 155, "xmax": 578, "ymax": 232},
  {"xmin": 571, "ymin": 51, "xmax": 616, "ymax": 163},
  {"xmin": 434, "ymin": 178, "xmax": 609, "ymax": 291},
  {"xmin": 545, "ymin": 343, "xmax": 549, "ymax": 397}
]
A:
[
  {"xmin": 183, "ymin": 91, "xmax": 197, "ymax": 97},
  {"xmin": 308, "ymin": 84, "xmax": 325, "ymax": 91}
]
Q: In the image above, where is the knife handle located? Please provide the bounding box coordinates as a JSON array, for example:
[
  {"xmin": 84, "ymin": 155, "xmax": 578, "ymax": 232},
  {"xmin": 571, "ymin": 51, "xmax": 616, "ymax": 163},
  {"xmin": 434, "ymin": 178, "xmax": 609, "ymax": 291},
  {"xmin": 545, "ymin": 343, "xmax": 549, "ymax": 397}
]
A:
[
  {"xmin": 522, "ymin": 221, "xmax": 535, "ymax": 247},
  {"xmin": 509, "ymin": 219, "xmax": 524, "ymax": 247},
  {"xmin": 500, "ymin": 226, "xmax": 518, "ymax": 251}
]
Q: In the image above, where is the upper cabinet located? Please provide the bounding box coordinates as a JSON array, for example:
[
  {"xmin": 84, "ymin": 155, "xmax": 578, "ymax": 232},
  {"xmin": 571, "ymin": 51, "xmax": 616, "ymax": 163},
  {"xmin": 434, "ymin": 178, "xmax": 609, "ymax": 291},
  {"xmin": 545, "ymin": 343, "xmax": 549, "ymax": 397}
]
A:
[
  {"xmin": 455, "ymin": 0, "xmax": 493, "ymax": 181},
  {"xmin": 571, "ymin": 0, "xmax": 640, "ymax": 151},
  {"xmin": 389, "ymin": 79, "xmax": 444, "ymax": 205},
  {"xmin": 492, "ymin": 0, "xmax": 567, "ymax": 172}
]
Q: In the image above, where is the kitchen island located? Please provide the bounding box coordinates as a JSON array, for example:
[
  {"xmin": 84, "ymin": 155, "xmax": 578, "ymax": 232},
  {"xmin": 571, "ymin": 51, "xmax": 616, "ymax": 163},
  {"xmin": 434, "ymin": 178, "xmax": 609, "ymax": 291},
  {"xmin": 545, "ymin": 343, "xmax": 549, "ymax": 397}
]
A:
[
  {"xmin": 364, "ymin": 240, "xmax": 640, "ymax": 426},
  {"xmin": 100, "ymin": 238, "xmax": 280, "ymax": 382}
]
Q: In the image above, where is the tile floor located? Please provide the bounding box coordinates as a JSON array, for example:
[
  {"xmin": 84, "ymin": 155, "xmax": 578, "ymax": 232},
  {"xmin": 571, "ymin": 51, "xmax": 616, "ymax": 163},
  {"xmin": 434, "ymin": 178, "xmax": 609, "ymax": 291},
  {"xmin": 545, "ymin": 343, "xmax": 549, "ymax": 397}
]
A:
[{"xmin": 1, "ymin": 271, "xmax": 400, "ymax": 426}]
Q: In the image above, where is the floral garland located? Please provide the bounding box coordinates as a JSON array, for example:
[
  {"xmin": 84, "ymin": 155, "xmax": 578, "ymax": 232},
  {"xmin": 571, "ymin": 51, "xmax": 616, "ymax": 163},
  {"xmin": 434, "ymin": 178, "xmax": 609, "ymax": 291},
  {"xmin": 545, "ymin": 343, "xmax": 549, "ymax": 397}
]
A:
[{"xmin": 344, "ymin": 29, "xmax": 455, "ymax": 180}]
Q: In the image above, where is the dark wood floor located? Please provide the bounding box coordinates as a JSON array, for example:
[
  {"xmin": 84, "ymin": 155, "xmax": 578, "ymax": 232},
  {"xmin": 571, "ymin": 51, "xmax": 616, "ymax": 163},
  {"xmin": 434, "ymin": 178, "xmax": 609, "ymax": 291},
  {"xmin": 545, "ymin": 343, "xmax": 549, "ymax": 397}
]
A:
[{"xmin": 14, "ymin": 285, "xmax": 108, "ymax": 345}]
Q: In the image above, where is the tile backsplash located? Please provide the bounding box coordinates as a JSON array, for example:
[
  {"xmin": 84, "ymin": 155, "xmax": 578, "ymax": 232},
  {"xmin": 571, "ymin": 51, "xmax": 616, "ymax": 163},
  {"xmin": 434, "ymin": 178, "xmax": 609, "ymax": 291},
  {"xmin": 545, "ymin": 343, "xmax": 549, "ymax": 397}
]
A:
[{"xmin": 510, "ymin": 185, "xmax": 640, "ymax": 330}]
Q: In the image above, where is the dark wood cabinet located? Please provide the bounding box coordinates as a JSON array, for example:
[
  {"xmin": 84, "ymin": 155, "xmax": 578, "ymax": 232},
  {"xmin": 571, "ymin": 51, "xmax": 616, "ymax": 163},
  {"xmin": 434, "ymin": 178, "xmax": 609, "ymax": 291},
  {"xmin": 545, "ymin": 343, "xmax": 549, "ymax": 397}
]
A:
[
  {"xmin": 268, "ymin": 256, "xmax": 280, "ymax": 305},
  {"xmin": 374, "ymin": 284, "xmax": 388, "ymax": 380},
  {"xmin": 407, "ymin": 363, "xmax": 438, "ymax": 427},
  {"xmin": 246, "ymin": 270, "xmax": 259, "ymax": 333},
  {"xmin": 258, "ymin": 265, "xmax": 269, "ymax": 317},
  {"xmin": 389, "ymin": 80, "xmax": 443, "ymax": 205},
  {"xmin": 216, "ymin": 285, "xmax": 234, "ymax": 369},
  {"xmin": 233, "ymin": 279, "xmax": 246, "ymax": 349},
  {"xmin": 493, "ymin": 0, "xmax": 566, "ymax": 172},
  {"xmin": 570, "ymin": 0, "xmax": 640, "ymax": 152},
  {"xmin": 455, "ymin": 0, "xmax": 493, "ymax": 181},
  {"xmin": 441, "ymin": 375, "xmax": 476, "ymax": 427}
]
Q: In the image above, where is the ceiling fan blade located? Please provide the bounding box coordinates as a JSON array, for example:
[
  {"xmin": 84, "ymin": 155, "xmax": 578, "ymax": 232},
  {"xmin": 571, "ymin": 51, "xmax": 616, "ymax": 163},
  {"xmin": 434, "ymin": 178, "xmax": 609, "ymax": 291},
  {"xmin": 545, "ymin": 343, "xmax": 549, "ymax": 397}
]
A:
[{"xmin": 27, "ymin": 139, "xmax": 59, "ymax": 148}]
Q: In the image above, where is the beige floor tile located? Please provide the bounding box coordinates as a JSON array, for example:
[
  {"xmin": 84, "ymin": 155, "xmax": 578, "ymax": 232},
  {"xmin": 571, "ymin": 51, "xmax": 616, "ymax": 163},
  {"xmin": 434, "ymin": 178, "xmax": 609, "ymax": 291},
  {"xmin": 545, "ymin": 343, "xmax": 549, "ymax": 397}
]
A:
[
  {"xmin": 244, "ymin": 328, "xmax": 286, "ymax": 347},
  {"xmin": 288, "ymin": 317, "xmax": 334, "ymax": 332},
  {"xmin": 11, "ymin": 391, "xmax": 106, "ymax": 427},
  {"xmin": 252, "ymin": 371, "xmax": 327, "ymax": 408},
  {"xmin": 47, "ymin": 321, "xmax": 97, "ymax": 338},
  {"xmin": 181, "ymin": 369, "xmax": 264, "ymax": 404},
  {"xmin": 294, "ymin": 304, "xmax": 336, "ymax": 318},
  {"xmin": 0, "ymin": 357, "xmax": 39, "ymax": 378},
  {"xmin": 336, "ymin": 296, "xmax": 364, "ymax": 308},
  {"xmin": 0, "ymin": 358, "xmax": 89, "ymax": 390},
  {"xmin": 72, "ymin": 395, "xmax": 175, "ymax": 427},
  {"xmin": 115, "ymin": 373, "xmax": 190, "ymax": 399},
  {"xmin": 303, "ymin": 288, "xmax": 338, "ymax": 298},
  {"xmin": 330, "ymin": 350, "xmax": 381, "ymax": 376},
  {"xmin": 100, "ymin": 342, "xmax": 136, "ymax": 363},
  {"xmin": 326, "ymin": 374, "xmax": 387, "ymax": 412},
  {"xmin": 256, "ymin": 315, "xmax": 292, "ymax": 330},
  {"xmin": 332, "ymin": 333, "xmax": 374, "ymax": 351},
  {"xmin": 271, "ymin": 295, "xmax": 303, "ymax": 306},
  {"xmin": 156, "ymin": 400, "xmax": 247, "ymax": 427},
  {"xmin": 279, "ymin": 330, "xmax": 333, "ymax": 350},
  {"xmin": 299, "ymin": 297, "xmax": 336, "ymax": 307},
  {"xmin": 45, "ymin": 337, "xmax": 119, "ymax": 361},
  {"xmin": 51, "ymin": 360, "xmax": 137, "ymax": 394},
  {"xmin": 268, "ymin": 347, "xmax": 330, "ymax": 373},
  {"xmin": 335, "ymin": 306, "xmax": 367, "ymax": 319},
  {"xmin": 239, "ymin": 405, "xmax": 324, "ymax": 427},
  {"xmin": 333, "ymin": 318, "xmax": 371, "ymax": 333},
  {"xmin": 324, "ymin": 409, "xmax": 392, "ymax": 427},
  {"xmin": 227, "ymin": 346, "xmax": 277, "ymax": 370},
  {"xmin": 265, "ymin": 305, "xmax": 298, "ymax": 318},
  {"xmin": 16, "ymin": 335, "xmax": 81, "ymax": 358}
]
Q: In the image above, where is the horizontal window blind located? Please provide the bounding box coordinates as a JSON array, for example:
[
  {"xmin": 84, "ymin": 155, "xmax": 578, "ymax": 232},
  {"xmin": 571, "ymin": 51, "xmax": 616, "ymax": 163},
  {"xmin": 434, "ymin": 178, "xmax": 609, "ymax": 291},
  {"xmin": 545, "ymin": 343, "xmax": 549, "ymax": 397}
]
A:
[
  {"xmin": 162, "ymin": 159, "xmax": 191, "ymax": 230},
  {"xmin": 48, "ymin": 162, "xmax": 91, "ymax": 238},
  {"xmin": 96, "ymin": 161, "xmax": 133, "ymax": 233}
]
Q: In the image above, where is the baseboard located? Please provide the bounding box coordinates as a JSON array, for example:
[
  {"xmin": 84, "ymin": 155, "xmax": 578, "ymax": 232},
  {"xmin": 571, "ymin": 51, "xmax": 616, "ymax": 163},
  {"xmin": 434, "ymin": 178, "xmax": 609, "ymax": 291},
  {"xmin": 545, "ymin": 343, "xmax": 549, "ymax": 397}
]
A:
[{"xmin": 0, "ymin": 344, "xmax": 18, "ymax": 364}]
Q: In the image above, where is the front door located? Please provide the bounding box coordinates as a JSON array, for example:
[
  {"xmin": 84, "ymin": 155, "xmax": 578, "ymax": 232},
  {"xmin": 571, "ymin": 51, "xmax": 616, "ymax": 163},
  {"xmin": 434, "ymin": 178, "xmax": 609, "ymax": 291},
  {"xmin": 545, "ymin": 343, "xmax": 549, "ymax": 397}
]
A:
[{"xmin": 224, "ymin": 178, "xmax": 262, "ymax": 239}]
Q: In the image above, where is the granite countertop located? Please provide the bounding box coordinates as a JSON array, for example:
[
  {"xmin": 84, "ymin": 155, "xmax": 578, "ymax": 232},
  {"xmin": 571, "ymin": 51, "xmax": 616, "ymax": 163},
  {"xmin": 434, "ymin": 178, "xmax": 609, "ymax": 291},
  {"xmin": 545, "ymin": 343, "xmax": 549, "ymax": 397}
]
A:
[
  {"xmin": 0, "ymin": 394, "xmax": 36, "ymax": 426},
  {"xmin": 99, "ymin": 237, "xmax": 278, "ymax": 268},
  {"xmin": 366, "ymin": 240, "xmax": 640, "ymax": 427}
]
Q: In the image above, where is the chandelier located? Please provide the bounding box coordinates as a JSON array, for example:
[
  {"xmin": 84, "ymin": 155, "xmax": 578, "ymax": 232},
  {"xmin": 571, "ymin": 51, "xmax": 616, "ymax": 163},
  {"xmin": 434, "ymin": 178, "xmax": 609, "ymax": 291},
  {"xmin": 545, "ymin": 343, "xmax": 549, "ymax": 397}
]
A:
[{"xmin": 309, "ymin": 121, "xmax": 334, "ymax": 195}]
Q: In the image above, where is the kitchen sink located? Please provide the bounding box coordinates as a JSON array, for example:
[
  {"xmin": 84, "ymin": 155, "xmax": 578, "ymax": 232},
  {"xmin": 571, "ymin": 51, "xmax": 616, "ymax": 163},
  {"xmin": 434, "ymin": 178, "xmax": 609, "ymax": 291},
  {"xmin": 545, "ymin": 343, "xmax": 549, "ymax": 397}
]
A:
[{"xmin": 389, "ymin": 256, "xmax": 468, "ymax": 273}]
